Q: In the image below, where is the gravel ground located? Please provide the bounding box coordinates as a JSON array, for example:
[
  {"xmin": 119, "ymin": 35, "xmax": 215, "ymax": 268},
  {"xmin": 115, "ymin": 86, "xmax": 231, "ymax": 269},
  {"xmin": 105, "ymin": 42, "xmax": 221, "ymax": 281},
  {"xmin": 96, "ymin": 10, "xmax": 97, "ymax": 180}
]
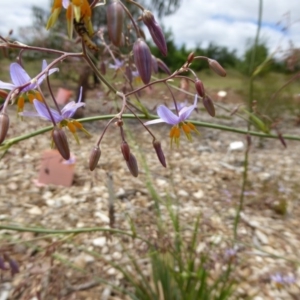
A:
[{"xmin": 1, "ymin": 91, "xmax": 300, "ymax": 299}]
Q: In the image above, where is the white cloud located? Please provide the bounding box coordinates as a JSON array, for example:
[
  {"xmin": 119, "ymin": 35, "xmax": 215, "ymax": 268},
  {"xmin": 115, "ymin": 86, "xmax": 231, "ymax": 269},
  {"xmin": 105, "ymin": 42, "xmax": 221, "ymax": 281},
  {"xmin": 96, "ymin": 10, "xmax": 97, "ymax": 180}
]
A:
[
  {"xmin": 0, "ymin": 0, "xmax": 49, "ymax": 35},
  {"xmin": 0, "ymin": 0, "xmax": 299, "ymax": 58},
  {"xmin": 163, "ymin": 0, "xmax": 300, "ymax": 57}
]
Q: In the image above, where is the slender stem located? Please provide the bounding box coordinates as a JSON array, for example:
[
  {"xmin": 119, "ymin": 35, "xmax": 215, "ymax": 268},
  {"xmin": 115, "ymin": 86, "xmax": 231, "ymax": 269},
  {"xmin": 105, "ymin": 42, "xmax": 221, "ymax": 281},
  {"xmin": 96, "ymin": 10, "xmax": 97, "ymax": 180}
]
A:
[
  {"xmin": 119, "ymin": 1, "xmax": 141, "ymax": 38},
  {"xmin": 83, "ymin": 48, "xmax": 117, "ymax": 94},
  {"xmin": 2, "ymin": 113, "xmax": 300, "ymax": 152},
  {"xmin": 233, "ymin": 0, "xmax": 263, "ymax": 241},
  {"xmin": 233, "ymin": 141, "xmax": 250, "ymax": 239},
  {"xmin": 165, "ymin": 82, "xmax": 179, "ymax": 115},
  {"xmin": 125, "ymin": 105, "xmax": 156, "ymax": 140},
  {"xmin": 0, "ymin": 224, "xmax": 150, "ymax": 245},
  {"xmin": 46, "ymin": 73, "xmax": 61, "ymax": 114},
  {"xmin": 37, "ymin": 87, "xmax": 57, "ymax": 126}
]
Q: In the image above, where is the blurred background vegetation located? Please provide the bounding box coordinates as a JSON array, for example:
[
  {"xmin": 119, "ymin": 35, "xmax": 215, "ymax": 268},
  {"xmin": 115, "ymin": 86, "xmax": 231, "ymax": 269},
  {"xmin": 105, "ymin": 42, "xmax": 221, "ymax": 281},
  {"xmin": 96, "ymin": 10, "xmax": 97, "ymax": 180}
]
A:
[{"xmin": 0, "ymin": 0, "xmax": 299, "ymax": 118}]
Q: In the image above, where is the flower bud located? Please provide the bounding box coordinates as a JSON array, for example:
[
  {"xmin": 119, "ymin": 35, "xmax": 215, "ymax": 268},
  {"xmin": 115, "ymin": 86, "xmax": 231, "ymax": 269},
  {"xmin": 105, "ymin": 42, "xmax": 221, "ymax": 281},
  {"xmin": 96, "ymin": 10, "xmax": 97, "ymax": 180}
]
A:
[
  {"xmin": 157, "ymin": 58, "xmax": 171, "ymax": 75},
  {"xmin": 208, "ymin": 59, "xmax": 226, "ymax": 77},
  {"xmin": 121, "ymin": 141, "xmax": 130, "ymax": 161},
  {"xmin": 89, "ymin": 146, "xmax": 101, "ymax": 171},
  {"xmin": 246, "ymin": 134, "xmax": 252, "ymax": 148},
  {"xmin": 0, "ymin": 256, "xmax": 7, "ymax": 271},
  {"xmin": 125, "ymin": 66, "xmax": 133, "ymax": 83},
  {"xmin": 52, "ymin": 127, "xmax": 70, "ymax": 160},
  {"xmin": 100, "ymin": 61, "xmax": 106, "ymax": 75},
  {"xmin": 8, "ymin": 258, "xmax": 19, "ymax": 276},
  {"xmin": 187, "ymin": 52, "xmax": 194, "ymax": 65},
  {"xmin": 152, "ymin": 55, "xmax": 158, "ymax": 74},
  {"xmin": 203, "ymin": 95, "xmax": 215, "ymax": 117},
  {"xmin": 0, "ymin": 89, "xmax": 8, "ymax": 99},
  {"xmin": 133, "ymin": 38, "xmax": 152, "ymax": 84},
  {"xmin": 277, "ymin": 132, "xmax": 286, "ymax": 148},
  {"xmin": 107, "ymin": 0, "xmax": 124, "ymax": 47},
  {"xmin": 153, "ymin": 140, "xmax": 166, "ymax": 168},
  {"xmin": 142, "ymin": 10, "xmax": 167, "ymax": 56},
  {"xmin": 195, "ymin": 78, "xmax": 205, "ymax": 98},
  {"xmin": 0, "ymin": 113, "xmax": 9, "ymax": 145},
  {"xmin": 126, "ymin": 153, "xmax": 138, "ymax": 177}
]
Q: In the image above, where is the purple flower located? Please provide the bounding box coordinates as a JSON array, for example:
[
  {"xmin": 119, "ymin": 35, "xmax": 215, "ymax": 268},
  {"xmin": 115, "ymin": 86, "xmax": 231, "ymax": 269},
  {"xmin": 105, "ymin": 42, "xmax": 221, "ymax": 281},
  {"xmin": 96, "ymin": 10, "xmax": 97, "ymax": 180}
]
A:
[
  {"xmin": 145, "ymin": 95, "xmax": 198, "ymax": 126},
  {"xmin": 0, "ymin": 60, "xmax": 58, "ymax": 92},
  {"xmin": 145, "ymin": 95, "xmax": 199, "ymax": 146},
  {"xmin": 270, "ymin": 273, "xmax": 296, "ymax": 289},
  {"xmin": 63, "ymin": 0, "xmax": 70, "ymax": 8},
  {"xmin": 169, "ymin": 100, "xmax": 188, "ymax": 111},
  {"xmin": 21, "ymin": 88, "xmax": 90, "ymax": 143},
  {"xmin": 109, "ymin": 59, "xmax": 124, "ymax": 71},
  {"xmin": 131, "ymin": 70, "xmax": 142, "ymax": 84},
  {"xmin": 21, "ymin": 88, "xmax": 84, "ymax": 123}
]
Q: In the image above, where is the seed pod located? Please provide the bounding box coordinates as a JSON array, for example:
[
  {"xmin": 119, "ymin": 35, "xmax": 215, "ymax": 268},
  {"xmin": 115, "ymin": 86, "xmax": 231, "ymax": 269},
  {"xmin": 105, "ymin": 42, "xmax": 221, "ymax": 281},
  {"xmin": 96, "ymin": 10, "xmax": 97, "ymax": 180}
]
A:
[
  {"xmin": 246, "ymin": 134, "xmax": 252, "ymax": 148},
  {"xmin": 0, "ymin": 89, "xmax": 8, "ymax": 99},
  {"xmin": 8, "ymin": 259, "xmax": 19, "ymax": 276},
  {"xmin": 0, "ymin": 113, "xmax": 9, "ymax": 145},
  {"xmin": 121, "ymin": 141, "xmax": 130, "ymax": 161},
  {"xmin": 125, "ymin": 65, "xmax": 133, "ymax": 83},
  {"xmin": 208, "ymin": 59, "xmax": 226, "ymax": 77},
  {"xmin": 187, "ymin": 52, "xmax": 194, "ymax": 65},
  {"xmin": 157, "ymin": 58, "xmax": 171, "ymax": 75},
  {"xmin": 142, "ymin": 10, "xmax": 167, "ymax": 56},
  {"xmin": 133, "ymin": 38, "xmax": 152, "ymax": 84},
  {"xmin": 203, "ymin": 95, "xmax": 215, "ymax": 117},
  {"xmin": 195, "ymin": 78, "xmax": 205, "ymax": 98},
  {"xmin": 100, "ymin": 61, "xmax": 106, "ymax": 75},
  {"xmin": 153, "ymin": 140, "xmax": 166, "ymax": 168},
  {"xmin": 89, "ymin": 146, "xmax": 101, "ymax": 171},
  {"xmin": 0, "ymin": 256, "xmax": 7, "ymax": 271},
  {"xmin": 126, "ymin": 153, "xmax": 138, "ymax": 177},
  {"xmin": 152, "ymin": 55, "xmax": 158, "ymax": 74},
  {"xmin": 52, "ymin": 127, "xmax": 70, "ymax": 160},
  {"xmin": 107, "ymin": 0, "xmax": 124, "ymax": 47}
]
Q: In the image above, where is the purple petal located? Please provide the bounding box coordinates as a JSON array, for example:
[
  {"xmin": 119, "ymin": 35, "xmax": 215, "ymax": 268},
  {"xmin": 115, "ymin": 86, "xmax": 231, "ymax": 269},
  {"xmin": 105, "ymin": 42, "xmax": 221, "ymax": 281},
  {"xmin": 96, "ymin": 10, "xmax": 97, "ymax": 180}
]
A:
[
  {"xmin": 61, "ymin": 86, "xmax": 84, "ymax": 118},
  {"xmin": 157, "ymin": 105, "xmax": 180, "ymax": 125},
  {"xmin": 37, "ymin": 60, "xmax": 59, "ymax": 85},
  {"xmin": 144, "ymin": 118, "xmax": 165, "ymax": 126},
  {"xmin": 10, "ymin": 63, "xmax": 31, "ymax": 87},
  {"xmin": 0, "ymin": 81, "xmax": 15, "ymax": 90},
  {"xmin": 178, "ymin": 95, "xmax": 198, "ymax": 122},
  {"xmin": 169, "ymin": 100, "xmax": 188, "ymax": 111},
  {"xmin": 61, "ymin": 102, "xmax": 85, "ymax": 119},
  {"xmin": 33, "ymin": 100, "xmax": 62, "ymax": 122},
  {"xmin": 109, "ymin": 59, "xmax": 124, "ymax": 70},
  {"xmin": 19, "ymin": 111, "xmax": 41, "ymax": 118},
  {"xmin": 42, "ymin": 59, "xmax": 47, "ymax": 71},
  {"xmin": 77, "ymin": 86, "xmax": 83, "ymax": 103},
  {"xmin": 62, "ymin": 0, "xmax": 70, "ymax": 9}
]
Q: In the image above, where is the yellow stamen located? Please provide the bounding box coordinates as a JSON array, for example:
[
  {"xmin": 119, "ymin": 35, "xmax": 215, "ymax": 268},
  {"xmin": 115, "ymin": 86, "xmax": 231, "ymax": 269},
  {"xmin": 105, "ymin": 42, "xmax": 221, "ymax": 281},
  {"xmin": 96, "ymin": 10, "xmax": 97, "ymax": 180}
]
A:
[
  {"xmin": 182, "ymin": 123, "xmax": 192, "ymax": 141},
  {"xmin": 187, "ymin": 122, "xmax": 200, "ymax": 135},
  {"xmin": 17, "ymin": 96, "xmax": 25, "ymax": 111},
  {"xmin": 51, "ymin": 0, "xmax": 63, "ymax": 11},
  {"xmin": 27, "ymin": 93, "xmax": 35, "ymax": 103},
  {"xmin": 67, "ymin": 122, "xmax": 77, "ymax": 133},
  {"xmin": 72, "ymin": 120, "xmax": 83, "ymax": 129},
  {"xmin": 182, "ymin": 123, "xmax": 191, "ymax": 134},
  {"xmin": 187, "ymin": 122, "xmax": 196, "ymax": 130},
  {"xmin": 34, "ymin": 91, "xmax": 43, "ymax": 102},
  {"xmin": 170, "ymin": 126, "xmax": 180, "ymax": 147}
]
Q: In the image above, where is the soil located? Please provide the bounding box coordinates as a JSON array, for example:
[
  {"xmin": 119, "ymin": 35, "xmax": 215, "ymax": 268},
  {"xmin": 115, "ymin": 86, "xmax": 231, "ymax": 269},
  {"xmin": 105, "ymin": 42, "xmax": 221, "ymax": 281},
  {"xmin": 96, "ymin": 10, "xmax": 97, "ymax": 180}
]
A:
[{"xmin": 1, "ymin": 84, "xmax": 300, "ymax": 300}]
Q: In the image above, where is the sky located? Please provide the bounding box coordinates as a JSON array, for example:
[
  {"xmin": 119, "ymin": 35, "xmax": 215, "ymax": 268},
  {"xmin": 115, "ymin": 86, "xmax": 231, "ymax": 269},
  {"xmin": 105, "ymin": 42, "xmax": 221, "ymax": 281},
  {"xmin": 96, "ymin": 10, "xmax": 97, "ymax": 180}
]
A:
[{"xmin": 0, "ymin": 0, "xmax": 299, "ymax": 58}]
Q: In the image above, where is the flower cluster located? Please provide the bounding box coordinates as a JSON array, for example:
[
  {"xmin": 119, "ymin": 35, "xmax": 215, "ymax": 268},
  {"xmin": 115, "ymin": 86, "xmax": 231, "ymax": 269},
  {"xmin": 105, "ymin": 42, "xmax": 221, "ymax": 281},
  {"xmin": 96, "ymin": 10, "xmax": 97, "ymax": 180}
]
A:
[
  {"xmin": 0, "ymin": 0, "xmax": 227, "ymax": 177},
  {"xmin": 0, "ymin": 60, "xmax": 58, "ymax": 112},
  {"xmin": 145, "ymin": 95, "xmax": 199, "ymax": 147},
  {"xmin": 47, "ymin": 0, "xmax": 93, "ymax": 38}
]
